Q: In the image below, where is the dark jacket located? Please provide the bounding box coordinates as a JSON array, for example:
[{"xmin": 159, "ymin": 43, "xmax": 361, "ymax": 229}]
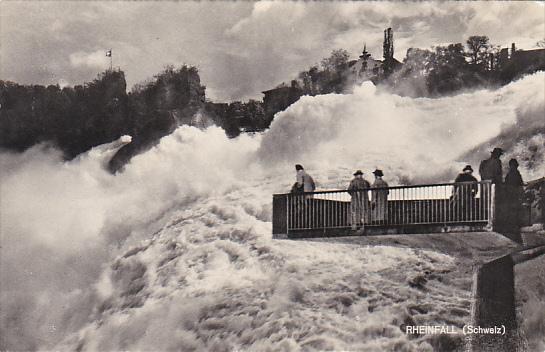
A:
[
  {"xmin": 504, "ymin": 168, "xmax": 524, "ymax": 202},
  {"xmin": 504, "ymin": 168, "xmax": 523, "ymax": 187},
  {"xmin": 290, "ymin": 182, "xmax": 304, "ymax": 194},
  {"xmin": 455, "ymin": 173, "xmax": 478, "ymax": 183},
  {"xmin": 503, "ymin": 168, "xmax": 524, "ymax": 228},
  {"xmin": 453, "ymin": 173, "xmax": 478, "ymax": 198},
  {"xmin": 479, "ymin": 157, "xmax": 502, "ymax": 184},
  {"xmin": 348, "ymin": 178, "xmax": 370, "ymax": 192}
]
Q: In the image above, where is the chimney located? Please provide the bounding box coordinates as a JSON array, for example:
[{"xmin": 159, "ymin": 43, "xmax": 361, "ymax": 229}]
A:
[{"xmin": 511, "ymin": 43, "xmax": 516, "ymax": 57}]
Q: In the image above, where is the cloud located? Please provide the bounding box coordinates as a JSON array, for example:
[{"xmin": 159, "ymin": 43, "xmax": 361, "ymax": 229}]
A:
[
  {"xmin": 1, "ymin": 1, "xmax": 543, "ymax": 101},
  {"xmin": 70, "ymin": 50, "xmax": 110, "ymax": 69}
]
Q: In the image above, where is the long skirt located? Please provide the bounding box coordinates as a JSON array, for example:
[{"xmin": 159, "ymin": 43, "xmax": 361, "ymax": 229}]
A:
[
  {"xmin": 372, "ymin": 197, "xmax": 388, "ymax": 222},
  {"xmin": 351, "ymin": 195, "xmax": 369, "ymax": 226}
]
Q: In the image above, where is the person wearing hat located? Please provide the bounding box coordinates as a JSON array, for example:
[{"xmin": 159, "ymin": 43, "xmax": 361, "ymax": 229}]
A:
[
  {"xmin": 347, "ymin": 170, "xmax": 371, "ymax": 229},
  {"xmin": 294, "ymin": 164, "xmax": 316, "ymax": 194},
  {"xmin": 455, "ymin": 165, "xmax": 479, "ymax": 184},
  {"xmin": 478, "ymin": 148, "xmax": 504, "ymax": 220},
  {"xmin": 479, "ymin": 147, "xmax": 504, "ymax": 184},
  {"xmin": 371, "ymin": 169, "xmax": 389, "ymax": 223},
  {"xmin": 452, "ymin": 165, "xmax": 479, "ymax": 220}
]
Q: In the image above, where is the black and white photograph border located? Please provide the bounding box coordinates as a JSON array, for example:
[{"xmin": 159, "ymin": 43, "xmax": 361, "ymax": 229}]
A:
[{"xmin": 1, "ymin": 1, "xmax": 544, "ymax": 351}]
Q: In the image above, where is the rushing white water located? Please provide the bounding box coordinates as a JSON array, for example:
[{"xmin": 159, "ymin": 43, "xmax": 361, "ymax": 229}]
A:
[{"xmin": 1, "ymin": 72, "xmax": 544, "ymax": 351}]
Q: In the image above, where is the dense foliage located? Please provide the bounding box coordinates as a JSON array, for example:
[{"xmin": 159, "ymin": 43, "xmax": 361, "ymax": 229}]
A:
[
  {"xmin": 296, "ymin": 49, "xmax": 351, "ymax": 95},
  {"xmin": 0, "ymin": 66, "xmax": 205, "ymax": 159},
  {"xmin": 1, "ymin": 35, "xmax": 542, "ymax": 167},
  {"xmin": 388, "ymin": 37, "xmax": 498, "ymax": 96},
  {"xmin": 0, "ymin": 70, "xmax": 129, "ymax": 157}
]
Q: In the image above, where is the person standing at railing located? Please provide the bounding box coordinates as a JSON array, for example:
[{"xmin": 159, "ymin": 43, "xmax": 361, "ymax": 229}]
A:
[
  {"xmin": 295, "ymin": 164, "xmax": 316, "ymax": 195},
  {"xmin": 452, "ymin": 165, "xmax": 479, "ymax": 220},
  {"xmin": 503, "ymin": 158, "xmax": 524, "ymax": 231},
  {"xmin": 294, "ymin": 164, "xmax": 316, "ymax": 228},
  {"xmin": 504, "ymin": 159, "xmax": 523, "ymax": 188},
  {"xmin": 479, "ymin": 147, "xmax": 504, "ymax": 217},
  {"xmin": 348, "ymin": 170, "xmax": 370, "ymax": 230},
  {"xmin": 371, "ymin": 169, "xmax": 389, "ymax": 224},
  {"xmin": 479, "ymin": 147, "xmax": 504, "ymax": 184}
]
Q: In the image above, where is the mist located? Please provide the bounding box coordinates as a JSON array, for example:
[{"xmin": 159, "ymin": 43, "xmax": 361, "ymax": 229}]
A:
[
  {"xmin": 1, "ymin": 72, "xmax": 544, "ymax": 350},
  {"xmin": 258, "ymin": 72, "xmax": 545, "ymax": 184}
]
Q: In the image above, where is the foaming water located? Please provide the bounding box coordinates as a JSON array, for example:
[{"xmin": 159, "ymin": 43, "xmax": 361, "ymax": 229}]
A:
[
  {"xmin": 258, "ymin": 72, "xmax": 545, "ymax": 184},
  {"xmin": 1, "ymin": 73, "xmax": 544, "ymax": 351}
]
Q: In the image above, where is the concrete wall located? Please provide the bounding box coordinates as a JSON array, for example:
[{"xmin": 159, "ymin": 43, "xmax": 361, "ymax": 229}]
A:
[{"xmin": 469, "ymin": 245, "xmax": 545, "ymax": 351}]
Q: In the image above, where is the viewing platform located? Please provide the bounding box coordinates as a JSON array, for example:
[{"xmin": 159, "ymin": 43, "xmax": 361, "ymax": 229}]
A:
[{"xmin": 273, "ymin": 181, "xmax": 513, "ymax": 239}]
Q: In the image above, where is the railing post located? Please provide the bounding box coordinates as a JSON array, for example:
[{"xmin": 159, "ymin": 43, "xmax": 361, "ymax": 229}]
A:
[
  {"xmin": 272, "ymin": 194, "xmax": 288, "ymax": 239},
  {"xmin": 487, "ymin": 183, "xmax": 495, "ymax": 231}
]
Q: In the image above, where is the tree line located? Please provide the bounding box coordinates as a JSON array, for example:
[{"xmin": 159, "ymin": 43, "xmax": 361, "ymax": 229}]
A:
[
  {"xmin": 387, "ymin": 36, "xmax": 500, "ymax": 96},
  {"xmin": 0, "ymin": 66, "xmax": 206, "ymax": 159},
  {"xmin": 1, "ymin": 35, "xmax": 542, "ymax": 167},
  {"xmin": 293, "ymin": 36, "xmax": 543, "ymax": 97}
]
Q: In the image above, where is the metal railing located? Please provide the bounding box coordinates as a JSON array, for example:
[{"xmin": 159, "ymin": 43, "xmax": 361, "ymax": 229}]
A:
[{"xmin": 283, "ymin": 181, "xmax": 494, "ymax": 232}]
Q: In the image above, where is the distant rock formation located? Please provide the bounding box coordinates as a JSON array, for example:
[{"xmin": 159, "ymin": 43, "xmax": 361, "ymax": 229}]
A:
[
  {"xmin": 107, "ymin": 114, "xmax": 176, "ymax": 173},
  {"xmin": 108, "ymin": 65, "xmax": 209, "ymax": 172}
]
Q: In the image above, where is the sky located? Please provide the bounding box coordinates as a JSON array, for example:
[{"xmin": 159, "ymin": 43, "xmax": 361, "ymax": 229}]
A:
[{"xmin": 1, "ymin": 1, "xmax": 544, "ymax": 101}]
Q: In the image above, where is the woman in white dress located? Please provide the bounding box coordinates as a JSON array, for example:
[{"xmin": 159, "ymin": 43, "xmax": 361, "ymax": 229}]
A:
[{"xmin": 371, "ymin": 169, "xmax": 389, "ymax": 223}]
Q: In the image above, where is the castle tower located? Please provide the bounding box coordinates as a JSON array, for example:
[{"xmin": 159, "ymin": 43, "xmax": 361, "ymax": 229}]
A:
[
  {"xmin": 359, "ymin": 43, "xmax": 371, "ymax": 60},
  {"xmin": 358, "ymin": 43, "xmax": 372, "ymax": 75}
]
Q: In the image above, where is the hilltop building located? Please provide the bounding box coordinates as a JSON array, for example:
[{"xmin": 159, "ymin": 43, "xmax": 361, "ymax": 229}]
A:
[
  {"xmin": 496, "ymin": 43, "xmax": 545, "ymax": 81},
  {"xmin": 498, "ymin": 43, "xmax": 545, "ymax": 69},
  {"xmin": 346, "ymin": 44, "xmax": 384, "ymax": 83},
  {"xmin": 260, "ymin": 27, "xmax": 403, "ymax": 123},
  {"xmin": 346, "ymin": 28, "xmax": 402, "ymax": 86},
  {"xmin": 261, "ymin": 80, "xmax": 304, "ymax": 121}
]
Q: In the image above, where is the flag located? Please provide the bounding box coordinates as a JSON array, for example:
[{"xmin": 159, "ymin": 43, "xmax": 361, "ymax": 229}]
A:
[{"xmin": 106, "ymin": 50, "xmax": 112, "ymax": 57}]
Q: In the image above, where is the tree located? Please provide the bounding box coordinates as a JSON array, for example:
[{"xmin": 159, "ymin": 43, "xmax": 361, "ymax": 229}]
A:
[
  {"xmin": 318, "ymin": 49, "xmax": 351, "ymax": 94},
  {"xmin": 465, "ymin": 35, "xmax": 490, "ymax": 68},
  {"xmin": 436, "ymin": 44, "xmax": 466, "ymax": 67},
  {"xmin": 298, "ymin": 70, "xmax": 313, "ymax": 95},
  {"xmin": 384, "ymin": 47, "xmax": 435, "ymax": 97},
  {"xmin": 427, "ymin": 44, "xmax": 472, "ymax": 94},
  {"xmin": 402, "ymin": 48, "xmax": 435, "ymax": 76},
  {"xmin": 486, "ymin": 45, "xmax": 502, "ymax": 71},
  {"xmin": 320, "ymin": 49, "xmax": 350, "ymax": 72}
]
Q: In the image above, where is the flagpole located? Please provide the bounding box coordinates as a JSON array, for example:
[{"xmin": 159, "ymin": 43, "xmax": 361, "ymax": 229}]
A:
[{"xmin": 110, "ymin": 49, "xmax": 113, "ymax": 71}]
